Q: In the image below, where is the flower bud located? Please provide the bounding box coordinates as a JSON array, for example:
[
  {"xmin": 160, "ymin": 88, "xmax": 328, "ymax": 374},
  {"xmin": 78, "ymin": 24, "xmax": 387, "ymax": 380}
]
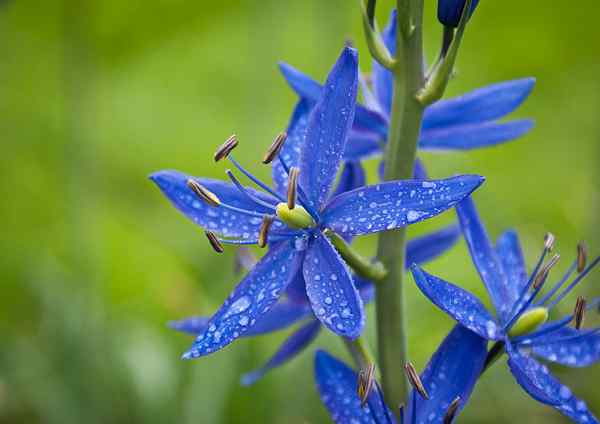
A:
[{"xmin": 437, "ymin": 0, "xmax": 479, "ymax": 27}]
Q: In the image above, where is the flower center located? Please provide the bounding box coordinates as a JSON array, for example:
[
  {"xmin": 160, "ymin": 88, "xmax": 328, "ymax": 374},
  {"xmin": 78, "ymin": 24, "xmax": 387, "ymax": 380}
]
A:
[
  {"xmin": 507, "ymin": 306, "xmax": 549, "ymax": 338},
  {"xmin": 276, "ymin": 203, "xmax": 315, "ymax": 229}
]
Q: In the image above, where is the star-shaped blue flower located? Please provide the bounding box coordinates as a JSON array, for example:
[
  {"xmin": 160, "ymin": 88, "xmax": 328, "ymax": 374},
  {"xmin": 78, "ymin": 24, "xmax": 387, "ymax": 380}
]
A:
[
  {"xmin": 278, "ymin": 10, "xmax": 534, "ymax": 179},
  {"xmin": 411, "ymin": 197, "xmax": 600, "ymax": 423},
  {"xmin": 314, "ymin": 325, "xmax": 488, "ymax": 424},
  {"xmin": 151, "ymin": 46, "xmax": 484, "ymax": 358},
  {"xmin": 170, "ymin": 225, "xmax": 461, "ymax": 385}
]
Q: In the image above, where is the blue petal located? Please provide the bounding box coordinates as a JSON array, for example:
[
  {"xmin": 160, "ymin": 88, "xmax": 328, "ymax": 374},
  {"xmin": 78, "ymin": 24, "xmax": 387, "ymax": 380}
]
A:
[
  {"xmin": 410, "ymin": 264, "xmax": 501, "ymax": 340},
  {"xmin": 437, "ymin": 0, "xmax": 480, "ymax": 27},
  {"xmin": 272, "ymin": 99, "xmax": 312, "ymax": 196},
  {"xmin": 372, "ymin": 9, "xmax": 397, "ymax": 115},
  {"xmin": 241, "ymin": 320, "xmax": 321, "ymax": 386},
  {"xmin": 531, "ymin": 326, "xmax": 600, "ymax": 368},
  {"xmin": 245, "ymin": 301, "xmax": 312, "ymax": 335},
  {"xmin": 405, "ymin": 325, "xmax": 488, "ymax": 424},
  {"xmin": 343, "ymin": 131, "xmax": 382, "ymax": 161},
  {"xmin": 322, "ymin": 175, "xmax": 484, "ymax": 236},
  {"xmin": 169, "ymin": 316, "xmax": 210, "ymax": 335},
  {"xmin": 456, "ymin": 197, "xmax": 514, "ymax": 324},
  {"xmin": 333, "ymin": 161, "xmax": 367, "ymax": 198},
  {"xmin": 422, "ymin": 78, "xmax": 535, "ymax": 130},
  {"xmin": 354, "ymin": 276, "xmax": 375, "ymax": 305},
  {"xmin": 507, "ymin": 344, "xmax": 599, "ymax": 423},
  {"xmin": 279, "ymin": 61, "xmax": 388, "ymax": 138},
  {"xmin": 419, "ymin": 120, "xmax": 534, "ymax": 151},
  {"xmin": 182, "ymin": 242, "xmax": 301, "ymax": 359},
  {"xmin": 286, "ymin": 272, "xmax": 310, "ymax": 304},
  {"xmin": 299, "ymin": 47, "xmax": 358, "ymax": 211},
  {"xmin": 303, "ymin": 234, "xmax": 365, "ymax": 338},
  {"xmin": 405, "ymin": 225, "xmax": 460, "ymax": 267},
  {"xmin": 495, "ymin": 229, "xmax": 529, "ymax": 312},
  {"xmin": 150, "ymin": 170, "xmax": 277, "ymax": 239},
  {"xmin": 314, "ymin": 350, "xmax": 394, "ymax": 424}
]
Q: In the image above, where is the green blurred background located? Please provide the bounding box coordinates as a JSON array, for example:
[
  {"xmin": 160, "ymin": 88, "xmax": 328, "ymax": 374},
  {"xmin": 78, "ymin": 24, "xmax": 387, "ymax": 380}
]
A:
[{"xmin": 1, "ymin": 1, "xmax": 599, "ymax": 422}]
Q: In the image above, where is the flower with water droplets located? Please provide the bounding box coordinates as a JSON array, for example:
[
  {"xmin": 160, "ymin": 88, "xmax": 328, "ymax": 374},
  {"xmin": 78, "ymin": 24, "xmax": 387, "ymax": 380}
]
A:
[
  {"xmin": 278, "ymin": 9, "xmax": 534, "ymax": 181},
  {"xmin": 170, "ymin": 225, "xmax": 461, "ymax": 384},
  {"xmin": 151, "ymin": 46, "xmax": 484, "ymax": 359},
  {"xmin": 314, "ymin": 325, "xmax": 487, "ymax": 423},
  {"xmin": 411, "ymin": 197, "xmax": 600, "ymax": 423}
]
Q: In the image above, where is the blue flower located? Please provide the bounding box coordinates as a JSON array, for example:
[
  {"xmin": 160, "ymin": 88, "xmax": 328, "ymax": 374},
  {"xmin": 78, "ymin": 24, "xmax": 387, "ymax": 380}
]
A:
[
  {"xmin": 151, "ymin": 47, "xmax": 484, "ymax": 358},
  {"xmin": 438, "ymin": 0, "xmax": 480, "ymax": 27},
  {"xmin": 278, "ymin": 10, "xmax": 534, "ymax": 178},
  {"xmin": 170, "ymin": 226, "xmax": 461, "ymax": 385},
  {"xmin": 314, "ymin": 325, "xmax": 488, "ymax": 423},
  {"xmin": 411, "ymin": 197, "xmax": 600, "ymax": 423}
]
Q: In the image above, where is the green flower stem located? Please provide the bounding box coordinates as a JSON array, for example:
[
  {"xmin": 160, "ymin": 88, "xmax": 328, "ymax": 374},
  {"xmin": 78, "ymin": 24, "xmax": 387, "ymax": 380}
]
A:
[
  {"xmin": 481, "ymin": 341, "xmax": 505, "ymax": 374},
  {"xmin": 374, "ymin": 0, "xmax": 425, "ymax": 410},
  {"xmin": 325, "ymin": 230, "xmax": 387, "ymax": 282}
]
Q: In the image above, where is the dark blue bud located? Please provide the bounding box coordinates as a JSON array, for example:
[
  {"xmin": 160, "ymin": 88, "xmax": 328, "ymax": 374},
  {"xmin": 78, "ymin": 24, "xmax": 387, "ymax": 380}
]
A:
[{"xmin": 437, "ymin": 0, "xmax": 479, "ymax": 27}]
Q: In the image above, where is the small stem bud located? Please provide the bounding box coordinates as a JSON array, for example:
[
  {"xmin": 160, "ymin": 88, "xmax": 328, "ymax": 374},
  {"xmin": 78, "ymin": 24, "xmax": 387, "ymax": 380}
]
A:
[
  {"xmin": 574, "ymin": 296, "xmax": 586, "ymax": 330},
  {"xmin": 262, "ymin": 132, "xmax": 287, "ymax": 164},
  {"xmin": 357, "ymin": 363, "xmax": 376, "ymax": 406},
  {"xmin": 443, "ymin": 396, "xmax": 461, "ymax": 424},
  {"xmin": 204, "ymin": 230, "xmax": 224, "ymax": 253},
  {"xmin": 577, "ymin": 242, "xmax": 588, "ymax": 273},
  {"xmin": 287, "ymin": 167, "xmax": 299, "ymax": 210},
  {"xmin": 404, "ymin": 362, "xmax": 429, "ymax": 400},
  {"xmin": 187, "ymin": 179, "xmax": 221, "ymax": 207},
  {"xmin": 258, "ymin": 215, "xmax": 274, "ymax": 248},
  {"xmin": 214, "ymin": 135, "xmax": 238, "ymax": 162}
]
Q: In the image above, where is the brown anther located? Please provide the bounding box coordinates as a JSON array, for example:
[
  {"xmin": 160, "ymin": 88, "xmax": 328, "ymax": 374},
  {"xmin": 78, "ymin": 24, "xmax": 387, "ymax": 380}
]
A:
[
  {"xmin": 533, "ymin": 254, "xmax": 560, "ymax": 289},
  {"xmin": 287, "ymin": 167, "xmax": 300, "ymax": 210},
  {"xmin": 204, "ymin": 230, "xmax": 224, "ymax": 253},
  {"xmin": 544, "ymin": 232, "xmax": 556, "ymax": 251},
  {"xmin": 404, "ymin": 362, "xmax": 429, "ymax": 400},
  {"xmin": 262, "ymin": 132, "xmax": 287, "ymax": 164},
  {"xmin": 577, "ymin": 242, "xmax": 588, "ymax": 273},
  {"xmin": 187, "ymin": 179, "xmax": 221, "ymax": 207},
  {"xmin": 214, "ymin": 134, "xmax": 238, "ymax": 162},
  {"xmin": 357, "ymin": 363, "xmax": 376, "ymax": 406},
  {"xmin": 234, "ymin": 248, "xmax": 257, "ymax": 274},
  {"xmin": 574, "ymin": 296, "xmax": 586, "ymax": 330},
  {"xmin": 258, "ymin": 215, "xmax": 275, "ymax": 248},
  {"xmin": 443, "ymin": 397, "xmax": 461, "ymax": 424}
]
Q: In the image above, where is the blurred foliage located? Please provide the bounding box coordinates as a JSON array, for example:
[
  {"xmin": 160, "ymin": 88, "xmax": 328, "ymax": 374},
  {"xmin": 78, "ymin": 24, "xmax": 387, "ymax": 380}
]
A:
[{"xmin": 1, "ymin": 0, "xmax": 599, "ymax": 423}]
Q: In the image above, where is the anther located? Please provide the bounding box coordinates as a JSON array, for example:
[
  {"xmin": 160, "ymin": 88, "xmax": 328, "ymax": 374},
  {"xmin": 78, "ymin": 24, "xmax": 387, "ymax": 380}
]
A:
[
  {"xmin": 577, "ymin": 242, "xmax": 588, "ymax": 273},
  {"xmin": 287, "ymin": 167, "xmax": 300, "ymax": 210},
  {"xmin": 404, "ymin": 362, "xmax": 429, "ymax": 400},
  {"xmin": 204, "ymin": 230, "xmax": 224, "ymax": 253},
  {"xmin": 262, "ymin": 132, "xmax": 287, "ymax": 164},
  {"xmin": 187, "ymin": 179, "xmax": 220, "ymax": 207},
  {"xmin": 357, "ymin": 363, "xmax": 376, "ymax": 406},
  {"xmin": 533, "ymin": 254, "xmax": 560, "ymax": 290},
  {"xmin": 574, "ymin": 296, "xmax": 586, "ymax": 330},
  {"xmin": 258, "ymin": 215, "xmax": 275, "ymax": 248},
  {"xmin": 544, "ymin": 232, "xmax": 556, "ymax": 251},
  {"xmin": 443, "ymin": 397, "xmax": 461, "ymax": 424},
  {"xmin": 214, "ymin": 134, "xmax": 238, "ymax": 162}
]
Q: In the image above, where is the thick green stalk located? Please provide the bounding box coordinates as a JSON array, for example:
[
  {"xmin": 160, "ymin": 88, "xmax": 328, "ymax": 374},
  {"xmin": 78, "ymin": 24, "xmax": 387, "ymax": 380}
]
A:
[{"xmin": 375, "ymin": 0, "xmax": 425, "ymax": 410}]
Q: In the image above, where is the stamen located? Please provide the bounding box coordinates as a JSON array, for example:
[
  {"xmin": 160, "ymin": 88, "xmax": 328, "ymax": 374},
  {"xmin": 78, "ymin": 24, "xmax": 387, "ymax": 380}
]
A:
[
  {"xmin": 258, "ymin": 215, "xmax": 274, "ymax": 248},
  {"xmin": 544, "ymin": 232, "xmax": 556, "ymax": 251},
  {"xmin": 536, "ymin": 260, "xmax": 577, "ymax": 306},
  {"xmin": 204, "ymin": 230, "xmax": 224, "ymax": 253},
  {"xmin": 357, "ymin": 363, "xmax": 376, "ymax": 406},
  {"xmin": 262, "ymin": 132, "xmax": 287, "ymax": 164},
  {"xmin": 214, "ymin": 134, "xmax": 238, "ymax": 162},
  {"xmin": 577, "ymin": 242, "xmax": 588, "ymax": 273},
  {"xmin": 228, "ymin": 155, "xmax": 286, "ymax": 203},
  {"xmin": 225, "ymin": 170, "xmax": 277, "ymax": 210},
  {"xmin": 526, "ymin": 327, "xmax": 600, "ymax": 346},
  {"xmin": 443, "ymin": 397, "xmax": 461, "ymax": 424},
  {"xmin": 187, "ymin": 179, "xmax": 221, "ymax": 207},
  {"xmin": 533, "ymin": 254, "xmax": 560, "ymax": 289},
  {"xmin": 404, "ymin": 362, "xmax": 429, "ymax": 400},
  {"xmin": 276, "ymin": 155, "xmax": 321, "ymax": 222},
  {"xmin": 287, "ymin": 167, "xmax": 299, "ymax": 209},
  {"xmin": 547, "ymin": 256, "xmax": 600, "ymax": 310},
  {"xmin": 574, "ymin": 296, "xmax": 586, "ymax": 329}
]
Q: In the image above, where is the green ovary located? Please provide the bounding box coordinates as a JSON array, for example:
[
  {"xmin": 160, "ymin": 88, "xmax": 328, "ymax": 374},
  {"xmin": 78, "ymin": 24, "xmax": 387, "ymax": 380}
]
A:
[
  {"xmin": 508, "ymin": 306, "xmax": 549, "ymax": 338},
  {"xmin": 275, "ymin": 203, "xmax": 315, "ymax": 229}
]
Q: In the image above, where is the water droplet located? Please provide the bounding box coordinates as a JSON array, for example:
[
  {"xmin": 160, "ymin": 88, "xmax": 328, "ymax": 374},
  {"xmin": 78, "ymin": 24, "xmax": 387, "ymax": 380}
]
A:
[
  {"xmin": 238, "ymin": 315, "xmax": 249, "ymax": 326},
  {"xmin": 559, "ymin": 385, "xmax": 572, "ymax": 400},
  {"xmin": 226, "ymin": 296, "xmax": 251, "ymax": 317},
  {"xmin": 324, "ymin": 296, "xmax": 333, "ymax": 305}
]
